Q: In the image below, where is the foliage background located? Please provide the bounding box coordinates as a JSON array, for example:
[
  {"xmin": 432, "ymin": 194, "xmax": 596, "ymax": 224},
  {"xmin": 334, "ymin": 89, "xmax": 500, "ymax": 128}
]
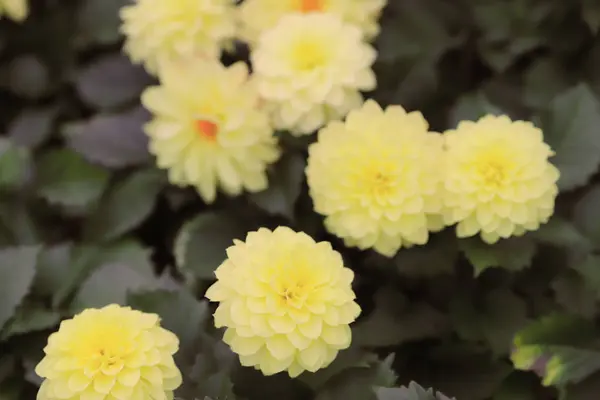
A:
[{"xmin": 2, "ymin": 0, "xmax": 600, "ymax": 399}]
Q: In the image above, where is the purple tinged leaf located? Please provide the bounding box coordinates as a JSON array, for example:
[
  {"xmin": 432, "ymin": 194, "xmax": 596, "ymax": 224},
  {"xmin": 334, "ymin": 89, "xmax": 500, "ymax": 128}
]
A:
[
  {"xmin": 75, "ymin": 53, "xmax": 154, "ymax": 110},
  {"xmin": 64, "ymin": 106, "xmax": 152, "ymax": 168}
]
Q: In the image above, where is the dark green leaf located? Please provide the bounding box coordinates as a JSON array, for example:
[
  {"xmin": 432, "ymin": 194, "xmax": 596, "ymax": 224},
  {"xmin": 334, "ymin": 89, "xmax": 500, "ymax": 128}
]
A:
[
  {"xmin": 0, "ymin": 246, "xmax": 40, "ymax": 329},
  {"xmin": 353, "ymin": 287, "xmax": 450, "ymax": 347},
  {"xmin": 71, "ymin": 242, "xmax": 158, "ymax": 311},
  {"xmin": 459, "ymin": 236, "xmax": 537, "ymax": 276},
  {"xmin": 249, "ymin": 152, "xmax": 305, "ymax": 220},
  {"xmin": 538, "ymin": 84, "xmax": 600, "ymax": 191},
  {"xmin": 393, "ymin": 233, "xmax": 458, "ymax": 278},
  {"xmin": 36, "ymin": 148, "xmax": 110, "ymax": 210},
  {"xmin": 76, "ymin": 0, "xmax": 129, "ymax": 47},
  {"xmin": 552, "ymin": 270, "xmax": 597, "ymax": 317},
  {"xmin": 0, "ymin": 139, "xmax": 31, "ymax": 190},
  {"xmin": 376, "ymin": 381, "xmax": 455, "ymax": 400},
  {"xmin": 128, "ymin": 289, "xmax": 208, "ymax": 354},
  {"xmin": 449, "ymin": 91, "xmax": 503, "ymax": 129},
  {"xmin": 451, "ymin": 289, "xmax": 529, "ymax": 357},
  {"xmin": 174, "ymin": 211, "xmax": 251, "ymax": 279},
  {"xmin": 573, "ymin": 184, "xmax": 600, "ymax": 248},
  {"xmin": 1, "ymin": 304, "xmax": 60, "ymax": 340},
  {"xmin": 33, "ymin": 243, "xmax": 72, "ymax": 298},
  {"xmin": 84, "ymin": 168, "xmax": 164, "ymax": 242}
]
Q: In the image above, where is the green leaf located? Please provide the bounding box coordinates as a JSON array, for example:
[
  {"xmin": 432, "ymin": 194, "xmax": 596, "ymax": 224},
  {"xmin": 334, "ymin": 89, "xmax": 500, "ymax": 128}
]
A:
[
  {"xmin": 561, "ymin": 371, "xmax": 600, "ymax": 400},
  {"xmin": 71, "ymin": 241, "xmax": 159, "ymax": 311},
  {"xmin": 76, "ymin": 0, "xmax": 129, "ymax": 47},
  {"xmin": 523, "ymin": 58, "xmax": 572, "ymax": 108},
  {"xmin": 64, "ymin": 106, "xmax": 152, "ymax": 169},
  {"xmin": 1, "ymin": 304, "xmax": 60, "ymax": 340},
  {"xmin": 8, "ymin": 107, "xmax": 57, "ymax": 149},
  {"xmin": 376, "ymin": 0, "xmax": 460, "ymax": 64},
  {"xmin": 0, "ymin": 246, "xmax": 40, "ymax": 329},
  {"xmin": 451, "ymin": 288, "xmax": 529, "ymax": 357},
  {"xmin": 84, "ymin": 168, "xmax": 165, "ymax": 242},
  {"xmin": 571, "ymin": 254, "xmax": 600, "ymax": 297},
  {"xmin": 353, "ymin": 287, "xmax": 450, "ymax": 347},
  {"xmin": 249, "ymin": 152, "xmax": 306, "ymax": 220},
  {"xmin": 573, "ymin": 184, "xmax": 600, "ymax": 248},
  {"xmin": 582, "ymin": 0, "xmax": 600, "ymax": 34},
  {"xmin": 538, "ymin": 84, "xmax": 600, "ymax": 191},
  {"xmin": 449, "ymin": 91, "xmax": 503, "ymax": 129},
  {"xmin": 459, "ymin": 236, "xmax": 537, "ymax": 276},
  {"xmin": 36, "ymin": 148, "xmax": 110, "ymax": 210},
  {"xmin": 128, "ymin": 289, "xmax": 208, "ymax": 354},
  {"xmin": 393, "ymin": 232, "xmax": 458, "ymax": 278},
  {"xmin": 552, "ymin": 270, "xmax": 597, "ymax": 318},
  {"xmin": 493, "ymin": 372, "xmax": 539, "ymax": 400},
  {"xmin": 52, "ymin": 239, "xmax": 153, "ymax": 308},
  {"xmin": 76, "ymin": 54, "xmax": 153, "ymax": 110},
  {"xmin": 511, "ymin": 314, "xmax": 600, "ymax": 386},
  {"xmin": 0, "ymin": 138, "xmax": 31, "ymax": 190},
  {"xmin": 376, "ymin": 381, "xmax": 455, "ymax": 400},
  {"xmin": 0, "ymin": 197, "xmax": 41, "ymax": 246},
  {"xmin": 33, "ymin": 244, "xmax": 72, "ymax": 298},
  {"xmin": 174, "ymin": 211, "xmax": 251, "ymax": 279},
  {"xmin": 529, "ymin": 216, "xmax": 592, "ymax": 252}
]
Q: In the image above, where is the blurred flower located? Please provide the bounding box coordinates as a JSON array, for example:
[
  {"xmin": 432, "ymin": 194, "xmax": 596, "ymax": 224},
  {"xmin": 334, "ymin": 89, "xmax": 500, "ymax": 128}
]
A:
[
  {"xmin": 205, "ymin": 226, "xmax": 361, "ymax": 377},
  {"xmin": 238, "ymin": 0, "xmax": 386, "ymax": 46},
  {"xmin": 442, "ymin": 115, "xmax": 560, "ymax": 244},
  {"xmin": 0, "ymin": 0, "xmax": 28, "ymax": 22},
  {"xmin": 251, "ymin": 13, "xmax": 377, "ymax": 136},
  {"xmin": 306, "ymin": 100, "xmax": 445, "ymax": 257},
  {"xmin": 35, "ymin": 304, "xmax": 181, "ymax": 400},
  {"xmin": 120, "ymin": 0, "xmax": 236, "ymax": 75},
  {"xmin": 142, "ymin": 57, "xmax": 280, "ymax": 203}
]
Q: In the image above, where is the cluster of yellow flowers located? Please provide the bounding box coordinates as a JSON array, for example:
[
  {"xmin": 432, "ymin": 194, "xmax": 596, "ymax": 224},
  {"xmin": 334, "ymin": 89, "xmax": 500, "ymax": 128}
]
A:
[
  {"xmin": 308, "ymin": 103, "xmax": 560, "ymax": 256},
  {"xmin": 120, "ymin": 0, "xmax": 386, "ymax": 204},
  {"xmin": 34, "ymin": 0, "xmax": 563, "ymax": 396}
]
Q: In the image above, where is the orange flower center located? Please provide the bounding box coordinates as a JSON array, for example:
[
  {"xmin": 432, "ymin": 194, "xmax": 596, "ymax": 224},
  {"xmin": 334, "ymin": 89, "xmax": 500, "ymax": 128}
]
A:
[
  {"xmin": 195, "ymin": 119, "xmax": 218, "ymax": 141},
  {"xmin": 298, "ymin": 0, "xmax": 324, "ymax": 12}
]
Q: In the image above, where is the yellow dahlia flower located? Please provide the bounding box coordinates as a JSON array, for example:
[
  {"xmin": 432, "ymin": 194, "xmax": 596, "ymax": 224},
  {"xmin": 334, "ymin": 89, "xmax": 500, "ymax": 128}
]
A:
[
  {"xmin": 0, "ymin": 0, "xmax": 28, "ymax": 22},
  {"xmin": 306, "ymin": 100, "xmax": 445, "ymax": 257},
  {"xmin": 205, "ymin": 226, "xmax": 361, "ymax": 377},
  {"xmin": 238, "ymin": 0, "xmax": 386, "ymax": 46},
  {"xmin": 442, "ymin": 115, "xmax": 560, "ymax": 244},
  {"xmin": 251, "ymin": 13, "xmax": 377, "ymax": 136},
  {"xmin": 35, "ymin": 304, "xmax": 182, "ymax": 400},
  {"xmin": 120, "ymin": 0, "xmax": 236, "ymax": 75},
  {"xmin": 141, "ymin": 57, "xmax": 280, "ymax": 203}
]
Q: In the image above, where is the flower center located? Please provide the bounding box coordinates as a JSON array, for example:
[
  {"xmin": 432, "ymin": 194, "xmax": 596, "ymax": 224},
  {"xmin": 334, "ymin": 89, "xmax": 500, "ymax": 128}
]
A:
[
  {"xmin": 279, "ymin": 283, "xmax": 308, "ymax": 308},
  {"xmin": 369, "ymin": 171, "xmax": 395, "ymax": 197},
  {"xmin": 195, "ymin": 119, "xmax": 219, "ymax": 141},
  {"xmin": 290, "ymin": 39, "xmax": 329, "ymax": 71},
  {"xmin": 479, "ymin": 161, "xmax": 506, "ymax": 187},
  {"xmin": 296, "ymin": 0, "xmax": 325, "ymax": 12}
]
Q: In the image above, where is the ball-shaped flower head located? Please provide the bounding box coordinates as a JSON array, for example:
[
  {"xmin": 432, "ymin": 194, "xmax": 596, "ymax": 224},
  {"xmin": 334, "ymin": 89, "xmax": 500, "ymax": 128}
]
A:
[
  {"xmin": 35, "ymin": 304, "xmax": 182, "ymax": 400},
  {"xmin": 251, "ymin": 13, "xmax": 377, "ymax": 136},
  {"xmin": 238, "ymin": 0, "xmax": 386, "ymax": 46},
  {"xmin": 120, "ymin": 0, "xmax": 236, "ymax": 75},
  {"xmin": 442, "ymin": 115, "xmax": 560, "ymax": 244},
  {"xmin": 0, "ymin": 0, "xmax": 28, "ymax": 22},
  {"xmin": 141, "ymin": 57, "xmax": 281, "ymax": 203},
  {"xmin": 205, "ymin": 226, "xmax": 361, "ymax": 377},
  {"xmin": 306, "ymin": 100, "xmax": 445, "ymax": 257}
]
